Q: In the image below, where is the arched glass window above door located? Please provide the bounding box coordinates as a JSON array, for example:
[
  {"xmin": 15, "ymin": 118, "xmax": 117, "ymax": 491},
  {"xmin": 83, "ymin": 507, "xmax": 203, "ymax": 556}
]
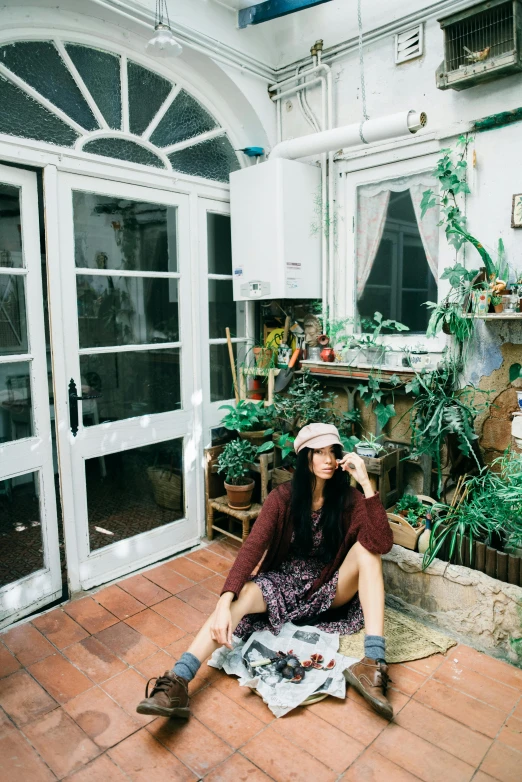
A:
[{"xmin": 0, "ymin": 40, "xmax": 241, "ymax": 183}]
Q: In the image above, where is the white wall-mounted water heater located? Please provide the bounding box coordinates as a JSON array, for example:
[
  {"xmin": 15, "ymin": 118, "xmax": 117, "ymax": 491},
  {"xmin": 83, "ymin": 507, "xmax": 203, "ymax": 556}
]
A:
[{"xmin": 230, "ymin": 158, "xmax": 322, "ymax": 301}]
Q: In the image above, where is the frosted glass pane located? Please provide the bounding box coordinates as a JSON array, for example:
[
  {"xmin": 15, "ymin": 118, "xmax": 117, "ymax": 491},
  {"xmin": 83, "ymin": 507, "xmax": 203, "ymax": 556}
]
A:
[
  {"xmin": 83, "ymin": 138, "xmax": 165, "ymax": 168},
  {"xmin": 151, "ymin": 89, "xmax": 217, "ymax": 147},
  {"xmin": 66, "ymin": 44, "xmax": 121, "ymax": 130},
  {"xmin": 128, "ymin": 61, "xmax": 171, "ymax": 136},
  {"xmin": 168, "ymin": 136, "xmax": 240, "ymax": 182},
  {"xmin": 0, "ymin": 42, "xmax": 98, "ymax": 131},
  {"xmin": 0, "ymin": 77, "xmax": 78, "ymax": 146}
]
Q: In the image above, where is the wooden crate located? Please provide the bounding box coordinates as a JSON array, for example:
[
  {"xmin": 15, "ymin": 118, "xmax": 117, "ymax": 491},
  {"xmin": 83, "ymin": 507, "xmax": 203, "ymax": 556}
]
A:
[
  {"xmin": 387, "ymin": 512, "xmax": 425, "ymax": 550},
  {"xmin": 360, "ymin": 447, "xmax": 406, "ymax": 508},
  {"xmin": 386, "ymin": 494, "xmax": 434, "ymax": 551}
]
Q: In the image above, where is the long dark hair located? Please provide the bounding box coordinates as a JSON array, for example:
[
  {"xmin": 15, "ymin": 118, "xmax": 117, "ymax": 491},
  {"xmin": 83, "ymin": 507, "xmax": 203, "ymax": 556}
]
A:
[{"xmin": 290, "ymin": 444, "xmax": 351, "ymax": 560}]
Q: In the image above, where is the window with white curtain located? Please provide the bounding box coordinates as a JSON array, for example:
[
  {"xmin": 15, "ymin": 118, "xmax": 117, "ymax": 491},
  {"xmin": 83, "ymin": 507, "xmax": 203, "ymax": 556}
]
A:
[{"xmin": 356, "ymin": 172, "xmax": 439, "ymax": 334}]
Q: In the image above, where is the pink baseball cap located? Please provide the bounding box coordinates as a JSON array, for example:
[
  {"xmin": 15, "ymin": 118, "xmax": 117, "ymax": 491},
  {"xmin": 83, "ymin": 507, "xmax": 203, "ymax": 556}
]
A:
[{"xmin": 294, "ymin": 423, "xmax": 342, "ymax": 453}]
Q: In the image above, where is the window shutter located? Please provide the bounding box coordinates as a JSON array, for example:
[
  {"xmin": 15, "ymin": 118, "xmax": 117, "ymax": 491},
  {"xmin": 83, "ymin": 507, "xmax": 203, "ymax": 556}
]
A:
[{"xmin": 395, "ymin": 25, "xmax": 423, "ymax": 64}]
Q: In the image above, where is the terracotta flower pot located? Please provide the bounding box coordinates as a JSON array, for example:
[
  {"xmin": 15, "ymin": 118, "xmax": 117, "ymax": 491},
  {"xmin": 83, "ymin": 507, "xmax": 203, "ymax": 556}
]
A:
[
  {"xmin": 493, "ymin": 303, "xmax": 503, "ymax": 313},
  {"xmin": 320, "ymin": 347, "xmax": 335, "ymax": 362},
  {"xmin": 253, "ymin": 347, "xmax": 273, "ymax": 369},
  {"xmin": 224, "ymin": 479, "xmax": 255, "ymax": 510}
]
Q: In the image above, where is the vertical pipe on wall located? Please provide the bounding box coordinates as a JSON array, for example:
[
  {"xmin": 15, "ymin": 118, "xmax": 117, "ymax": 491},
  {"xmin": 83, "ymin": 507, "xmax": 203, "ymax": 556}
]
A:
[{"xmin": 270, "ymin": 55, "xmax": 332, "ymax": 324}]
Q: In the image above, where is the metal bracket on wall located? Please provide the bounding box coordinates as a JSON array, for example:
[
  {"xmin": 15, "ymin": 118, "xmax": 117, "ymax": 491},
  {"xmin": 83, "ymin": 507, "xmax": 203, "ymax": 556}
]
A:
[{"xmin": 238, "ymin": 0, "xmax": 333, "ymax": 29}]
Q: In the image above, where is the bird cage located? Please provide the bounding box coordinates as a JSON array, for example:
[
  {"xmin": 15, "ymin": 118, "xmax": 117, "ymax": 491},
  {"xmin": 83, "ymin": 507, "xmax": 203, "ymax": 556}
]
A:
[{"xmin": 436, "ymin": 0, "xmax": 522, "ymax": 90}]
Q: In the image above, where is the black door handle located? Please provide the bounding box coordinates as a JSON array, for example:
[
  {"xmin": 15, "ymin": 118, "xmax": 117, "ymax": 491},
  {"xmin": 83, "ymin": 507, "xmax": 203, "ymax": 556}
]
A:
[{"xmin": 68, "ymin": 379, "xmax": 102, "ymax": 436}]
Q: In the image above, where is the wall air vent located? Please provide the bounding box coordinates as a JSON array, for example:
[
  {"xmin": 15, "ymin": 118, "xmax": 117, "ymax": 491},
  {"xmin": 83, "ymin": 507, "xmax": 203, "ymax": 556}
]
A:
[
  {"xmin": 436, "ymin": 0, "xmax": 522, "ymax": 91},
  {"xmin": 395, "ymin": 25, "xmax": 424, "ymax": 64}
]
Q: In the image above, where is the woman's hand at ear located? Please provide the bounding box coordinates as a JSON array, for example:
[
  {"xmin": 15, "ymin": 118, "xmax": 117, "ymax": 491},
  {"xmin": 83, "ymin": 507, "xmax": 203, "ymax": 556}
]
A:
[{"xmin": 337, "ymin": 452, "xmax": 376, "ymax": 498}]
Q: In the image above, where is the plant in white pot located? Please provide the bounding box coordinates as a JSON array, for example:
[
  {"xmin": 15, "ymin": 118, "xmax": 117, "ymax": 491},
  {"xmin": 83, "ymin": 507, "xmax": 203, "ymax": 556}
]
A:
[
  {"xmin": 355, "ymin": 433, "xmax": 386, "ymax": 459},
  {"xmin": 217, "ymin": 438, "xmax": 272, "ymax": 510},
  {"xmin": 357, "ymin": 312, "xmax": 409, "ymax": 366}
]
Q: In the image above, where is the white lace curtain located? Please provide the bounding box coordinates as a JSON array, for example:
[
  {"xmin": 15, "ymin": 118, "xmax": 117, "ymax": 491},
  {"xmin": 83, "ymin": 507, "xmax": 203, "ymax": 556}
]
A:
[{"xmin": 356, "ymin": 172, "xmax": 439, "ymax": 298}]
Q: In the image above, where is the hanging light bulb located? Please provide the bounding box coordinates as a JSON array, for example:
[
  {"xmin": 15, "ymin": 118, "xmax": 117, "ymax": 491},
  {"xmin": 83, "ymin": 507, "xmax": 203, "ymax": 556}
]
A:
[{"xmin": 146, "ymin": 1, "xmax": 183, "ymax": 58}]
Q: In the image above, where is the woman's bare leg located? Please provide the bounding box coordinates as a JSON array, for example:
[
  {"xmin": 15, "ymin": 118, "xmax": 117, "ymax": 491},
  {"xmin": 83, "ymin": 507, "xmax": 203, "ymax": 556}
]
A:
[
  {"xmin": 187, "ymin": 581, "xmax": 267, "ymax": 662},
  {"xmin": 331, "ymin": 542, "xmax": 385, "ymax": 636}
]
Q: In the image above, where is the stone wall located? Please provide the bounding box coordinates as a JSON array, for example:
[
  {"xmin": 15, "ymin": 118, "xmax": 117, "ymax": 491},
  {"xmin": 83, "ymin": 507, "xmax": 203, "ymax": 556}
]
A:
[{"xmin": 383, "ymin": 545, "xmax": 522, "ymax": 664}]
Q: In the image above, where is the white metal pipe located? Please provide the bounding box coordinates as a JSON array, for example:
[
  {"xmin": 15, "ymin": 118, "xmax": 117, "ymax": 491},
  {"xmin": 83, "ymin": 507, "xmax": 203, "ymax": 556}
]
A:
[
  {"xmin": 269, "ymin": 62, "xmax": 330, "ymax": 92},
  {"xmin": 270, "ymin": 110, "xmax": 427, "ymax": 160},
  {"xmin": 272, "ymin": 76, "xmax": 326, "ymax": 103}
]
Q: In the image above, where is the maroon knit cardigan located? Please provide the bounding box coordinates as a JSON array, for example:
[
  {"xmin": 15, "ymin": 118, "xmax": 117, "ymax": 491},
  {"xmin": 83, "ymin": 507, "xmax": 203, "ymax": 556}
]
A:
[{"xmin": 221, "ymin": 482, "xmax": 393, "ymax": 599}]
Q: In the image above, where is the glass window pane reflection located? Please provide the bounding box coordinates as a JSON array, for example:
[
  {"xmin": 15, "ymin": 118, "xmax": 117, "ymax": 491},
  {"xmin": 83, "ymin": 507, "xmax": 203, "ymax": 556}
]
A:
[
  {"xmin": 0, "ymin": 361, "xmax": 33, "ymax": 442},
  {"xmin": 0, "ymin": 470, "xmax": 43, "ymax": 586},
  {"xmin": 80, "ymin": 348, "xmax": 181, "ymax": 425},
  {"xmin": 87, "ymin": 438, "xmax": 184, "ymax": 552},
  {"xmin": 76, "ymin": 275, "xmax": 179, "ymax": 348},
  {"xmin": 0, "ymin": 184, "xmax": 23, "ymax": 268},
  {"xmin": 73, "ymin": 192, "xmax": 178, "ymax": 273}
]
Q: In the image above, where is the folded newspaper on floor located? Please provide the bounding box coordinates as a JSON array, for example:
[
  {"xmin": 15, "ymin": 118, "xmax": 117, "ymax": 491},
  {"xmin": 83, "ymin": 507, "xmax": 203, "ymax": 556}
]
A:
[{"xmin": 208, "ymin": 622, "xmax": 359, "ymax": 718}]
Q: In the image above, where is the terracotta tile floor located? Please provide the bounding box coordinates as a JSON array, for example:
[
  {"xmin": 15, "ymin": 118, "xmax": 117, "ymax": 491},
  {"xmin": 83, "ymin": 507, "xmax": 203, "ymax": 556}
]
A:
[{"xmin": 1, "ymin": 537, "xmax": 521, "ymax": 782}]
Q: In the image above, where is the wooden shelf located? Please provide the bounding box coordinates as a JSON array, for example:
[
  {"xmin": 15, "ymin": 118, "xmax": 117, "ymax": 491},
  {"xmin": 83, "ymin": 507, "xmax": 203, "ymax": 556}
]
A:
[
  {"xmin": 464, "ymin": 313, "xmax": 522, "ymax": 320},
  {"xmin": 300, "ymin": 361, "xmax": 417, "ymax": 381}
]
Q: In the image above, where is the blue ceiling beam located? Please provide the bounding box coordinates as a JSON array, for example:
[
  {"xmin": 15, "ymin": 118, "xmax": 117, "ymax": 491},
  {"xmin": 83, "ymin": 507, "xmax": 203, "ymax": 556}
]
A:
[{"xmin": 238, "ymin": 0, "xmax": 333, "ymax": 29}]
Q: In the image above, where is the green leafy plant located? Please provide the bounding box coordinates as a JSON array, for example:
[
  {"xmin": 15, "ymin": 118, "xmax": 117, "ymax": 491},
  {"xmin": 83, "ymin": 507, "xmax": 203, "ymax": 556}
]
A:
[
  {"xmin": 217, "ymin": 438, "xmax": 272, "ymax": 486},
  {"xmin": 326, "ymin": 316, "xmax": 354, "ymax": 348},
  {"xmin": 356, "ymin": 372, "xmax": 402, "ymax": 429},
  {"xmin": 421, "ymin": 137, "xmax": 508, "ymax": 342},
  {"xmin": 405, "ymin": 360, "xmax": 489, "ymax": 496},
  {"xmin": 405, "ymin": 509, "xmax": 423, "ymax": 528},
  {"xmin": 509, "ymin": 363, "xmax": 522, "ymax": 383},
  {"xmin": 421, "ymin": 136, "xmax": 495, "ymax": 278},
  {"xmin": 357, "ymin": 311, "xmax": 409, "ymax": 350},
  {"xmin": 491, "ymin": 294, "xmax": 503, "ymax": 306},
  {"xmin": 356, "ymin": 433, "xmax": 386, "ymax": 455},
  {"xmin": 395, "ymin": 494, "xmax": 424, "ymax": 515},
  {"xmin": 422, "ymin": 450, "xmax": 522, "ymax": 568},
  {"xmin": 273, "ymin": 373, "xmax": 336, "ymax": 436},
  {"xmin": 219, "ymin": 400, "xmax": 274, "ymax": 434}
]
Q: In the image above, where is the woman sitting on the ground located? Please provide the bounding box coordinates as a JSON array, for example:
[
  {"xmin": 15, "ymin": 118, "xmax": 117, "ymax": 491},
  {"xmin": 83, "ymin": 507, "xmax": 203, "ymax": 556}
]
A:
[{"xmin": 137, "ymin": 423, "xmax": 394, "ymax": 720}]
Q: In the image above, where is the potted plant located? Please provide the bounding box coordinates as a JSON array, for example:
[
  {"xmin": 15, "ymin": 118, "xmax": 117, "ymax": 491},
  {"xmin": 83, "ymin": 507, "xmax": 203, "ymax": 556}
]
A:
[
  {"xmin": 219, "ymin": 400, "xmax": 274, "ymax": 447},
  {"xmin": 355, "ymin": 433, "xmax": 385, "ymax": 458},
  {"xmin": 357, "ymin": 312, "xmax": 409, "ymax": 365},
  {"xmin": 272, "ymin": 433, "xmax": 296, "ymax": 486},
  {"xmin": 386, "ymin": 492, "xmax": 435, "ymax": 550},
  {"xmin": 491, "ymin": 294, "xmax": 503, "ymax": 314},
  {"xmin": 217, "ymin": 438, "xmax": 272, "ymax": 509},
  {"xmin": 394, "ymin": 493, "xmax": 425, "ymax": 519},
  {"xmin": 273, "ymin": 373, "xmax": 336, "ymax": 436}
]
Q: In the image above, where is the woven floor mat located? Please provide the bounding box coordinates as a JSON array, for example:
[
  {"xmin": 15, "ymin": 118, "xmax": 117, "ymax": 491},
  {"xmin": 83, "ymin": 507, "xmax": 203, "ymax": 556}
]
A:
[{"xmin": 338, "ymin": 607, "xmax": 457, "ymax": 663}]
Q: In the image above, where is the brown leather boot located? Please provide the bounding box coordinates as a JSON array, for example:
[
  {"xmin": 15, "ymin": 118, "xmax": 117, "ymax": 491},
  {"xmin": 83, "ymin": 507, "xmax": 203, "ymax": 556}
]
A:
[
  {"xmin": 344, "ymin": 657, "xmax": 393, "ymax": 720},
  {"xmin": 136, "ymin": 671, "xmax": 190, "ymax": 719}
]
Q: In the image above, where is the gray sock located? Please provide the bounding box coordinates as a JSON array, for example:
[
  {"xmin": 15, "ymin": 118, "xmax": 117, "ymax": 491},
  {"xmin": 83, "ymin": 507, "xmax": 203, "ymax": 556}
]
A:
[
  {"xmin": 364, "ymin": 634, "xmax": 386, "ymax": 663},
  {"xmin": 172, "ymin": 652, "xmax": 201, "ymax": 682}
]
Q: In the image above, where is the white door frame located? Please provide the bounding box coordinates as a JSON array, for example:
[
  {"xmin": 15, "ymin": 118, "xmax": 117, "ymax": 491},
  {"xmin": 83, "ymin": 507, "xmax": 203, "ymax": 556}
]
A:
[
  {"xmin": 196, "ymin": 197, "xmax": 255, "ymax": 448},
  {"xmin": 45, "ymin": 168, "xmax": 203, "ymax": 591},
  {"xmin": 0, "ymin": 164, "xmax": 61, "ymax": 627}
]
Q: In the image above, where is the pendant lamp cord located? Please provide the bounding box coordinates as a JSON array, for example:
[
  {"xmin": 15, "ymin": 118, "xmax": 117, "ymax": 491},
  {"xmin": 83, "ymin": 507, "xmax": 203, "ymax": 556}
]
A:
[
  {"xmin": 156, "ymin": 0, "xmax": 171, "ymax": 27},
  {"xmin": 357, "ymin": 0, "xmax": 369, "ymax": 121}
]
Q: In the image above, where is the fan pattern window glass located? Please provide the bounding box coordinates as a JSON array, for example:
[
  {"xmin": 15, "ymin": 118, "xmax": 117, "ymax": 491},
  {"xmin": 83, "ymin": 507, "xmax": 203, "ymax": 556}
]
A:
[{"xmin": 0, "ymin": 40, "xmax": 240, "ymax": 183}]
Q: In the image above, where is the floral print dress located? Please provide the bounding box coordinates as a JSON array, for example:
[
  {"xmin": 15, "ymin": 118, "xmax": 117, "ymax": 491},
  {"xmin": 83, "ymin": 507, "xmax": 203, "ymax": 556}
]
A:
[{"xmin": 234, "ymin": 509, "xmax": 364, "ymax": 640}]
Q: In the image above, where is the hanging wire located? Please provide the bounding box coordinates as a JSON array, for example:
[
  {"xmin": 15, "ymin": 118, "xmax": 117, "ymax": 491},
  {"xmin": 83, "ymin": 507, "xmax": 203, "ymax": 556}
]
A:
[
  {"xmin": 357, "ymin": 0, "xmax": 369, "ymax": 121},
  {"xmin": 156, "ymin": 0, "xmax": 171, "ymax": 27}
]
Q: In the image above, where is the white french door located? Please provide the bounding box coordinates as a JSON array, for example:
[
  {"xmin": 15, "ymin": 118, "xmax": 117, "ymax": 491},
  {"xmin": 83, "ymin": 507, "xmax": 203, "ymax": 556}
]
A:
[
  {"xmin": 0, "ymin": 165, "xmax": 61, "ymax": 627},
  {"xmin": 47, "ymin": 171, "xmax": 199, "ymax": 591}
]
